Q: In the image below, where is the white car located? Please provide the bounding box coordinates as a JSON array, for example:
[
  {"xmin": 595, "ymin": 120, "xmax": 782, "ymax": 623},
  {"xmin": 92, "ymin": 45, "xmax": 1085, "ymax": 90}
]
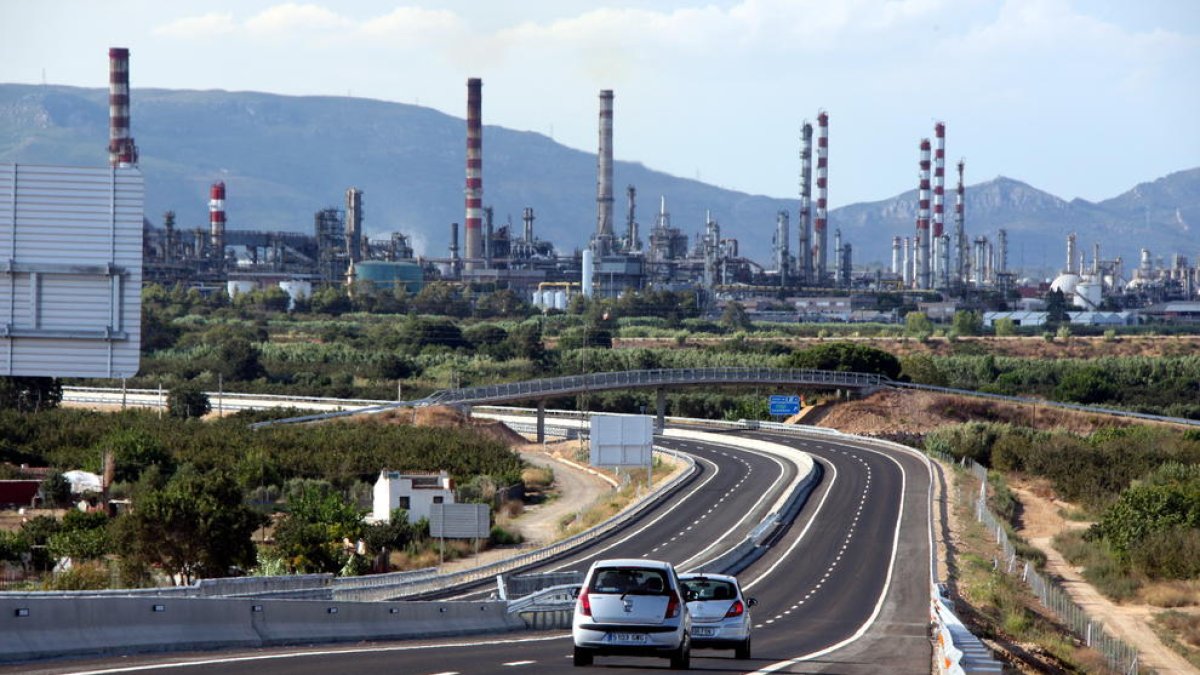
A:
[
  {"xmin": 572, "ymin": 558, "xmax": 692, "ymax": 668},
  {"xmin": 678, "ymin": 572, "xmax": 755, "ymax": 659}
]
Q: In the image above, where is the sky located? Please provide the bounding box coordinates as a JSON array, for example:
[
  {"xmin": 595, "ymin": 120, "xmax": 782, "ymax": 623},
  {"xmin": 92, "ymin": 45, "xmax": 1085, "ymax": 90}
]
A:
[{"xmin": 2, "ymin": 0, "xmax": 1198, "ymax": 206}]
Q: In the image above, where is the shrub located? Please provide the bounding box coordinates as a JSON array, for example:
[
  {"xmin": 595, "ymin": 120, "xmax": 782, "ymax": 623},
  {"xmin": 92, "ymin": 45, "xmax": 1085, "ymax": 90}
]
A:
[
  {"xmin": 489, "ymin": 525, "xmax": 523, "ymax": 545},
  {"xmin": 167, "ymin": 384, "xmax": 211, "ymax": 419},
  {"xmin": 1130, "ymin": 526, "xmax": 1200, "ymax": 580}
]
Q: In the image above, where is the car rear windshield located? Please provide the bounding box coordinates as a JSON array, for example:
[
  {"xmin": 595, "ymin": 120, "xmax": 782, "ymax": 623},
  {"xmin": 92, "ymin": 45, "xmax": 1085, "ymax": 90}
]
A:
[
  {"xmin": 590, "ymin": 567, "xmax": 671, "ymax": 595},
  {"xmin": 681, "ymin": 578, "xmax": 738, "ymax": 601}
]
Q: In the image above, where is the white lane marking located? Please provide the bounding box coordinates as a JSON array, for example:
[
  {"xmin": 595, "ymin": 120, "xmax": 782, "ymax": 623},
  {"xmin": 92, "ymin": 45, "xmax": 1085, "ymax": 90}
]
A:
[
  {"xmin": 540, "ymin": 452, "xmax": 722, "ymax": 570},
  {"xmin": 502, "ymin": 661, "xmax": 536, "ymax": 666},
  {"xmin": 751, "ymin": 441, "xmax": 913, "ymax": 674},
  {"xmin": 743, "ymin": 456, "xmax": 838, "ymax": 592},
  {"xmin": 679, "ymin": 441, "xmax": 792, "ymax": 570},
  {"xmin": 58, "ymin": 635, "xmax": 569, "ymax": 674}
]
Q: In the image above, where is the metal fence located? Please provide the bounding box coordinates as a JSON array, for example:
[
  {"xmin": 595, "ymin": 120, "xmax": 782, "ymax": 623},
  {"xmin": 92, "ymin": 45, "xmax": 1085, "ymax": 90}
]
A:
[{"xmin": 946, "ymin": 453, "xmax": 1140, "ymax": 675}]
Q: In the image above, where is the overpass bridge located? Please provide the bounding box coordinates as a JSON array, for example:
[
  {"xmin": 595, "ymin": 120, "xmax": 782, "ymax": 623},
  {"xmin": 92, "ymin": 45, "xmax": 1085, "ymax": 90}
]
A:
[{"xmin": 252, "ymin": 368, "xmax": 886, "ymax": 439}]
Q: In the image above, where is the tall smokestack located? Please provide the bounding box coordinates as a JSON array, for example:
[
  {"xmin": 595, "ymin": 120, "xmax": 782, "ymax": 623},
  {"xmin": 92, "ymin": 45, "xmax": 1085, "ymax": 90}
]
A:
[
  {"xmin": 916, "ymin": 138, "xmax": 931, "ymax": 289},
  {"xmin": 595, "ymin": 90, "xmax": 615, "ymax": 255},
  {"xmin": 997, "ymin": 229, "xmax": 1008, "ymax": 274},
  {"xmin": 107, "ymin": 47, "xmax": 138, "ymax": 167},
  {"xmin": 449, "ymin": 222, "xmax": 460, "ymax": 273},
  {"xmin": 625, "ymin": 185, "xmax": 639, "ymax": 252},
  {"xmin": 776, "ymin": 210, "xmax": 790, "ymax": 286},
  {"xmin": 523, "ymin": 207, "xmax": 535, "ymax": 243},
  {"xmin": 891, "ymin": 236, "xmax": 901, "ymax": 275},
  {"xmin": 798, "ymin": 121, "xmax": 813, "ymax": 285},
  {"xmin": 955, "ymin": 159, "xmax": 968, "ymax": 286},
  {"xmin": 209, "ymin": 181, "xmax": 226, "ymax": 265},
  {"xmin": 902, "ymin": 237, "xmax": 912, "ymax": 287},
  {"xmin": 464, "ymin": 78, "xmax": 483, "ymax": 270},
  {"xmin": 933, "ymin": 122, "xmax": 947, "ymax": 288},
  {"xmin": 1066, "ymin": 232, "xmax": 1078, "ymax": 275},
  {"xmin": 345, "ymin": 188, "xmax": 363, "ymax": 263},
  {"xmin": 814, "ymin": 112, "xmax": 829, "ymax": 284}
]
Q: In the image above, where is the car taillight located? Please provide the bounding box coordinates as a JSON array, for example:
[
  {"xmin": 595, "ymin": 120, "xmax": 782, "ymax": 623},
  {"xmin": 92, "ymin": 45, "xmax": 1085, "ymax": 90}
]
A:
[
  {"xmin": 724, "ymin": 600, "xmax": 745, "ymax": 618},
  {"xmin": 665, "ymin": 592, "xmax": 681, "ymax": 619},
  {"xmin": 579, "ymin": 589, "xmax": 592, "ymax": 617}
]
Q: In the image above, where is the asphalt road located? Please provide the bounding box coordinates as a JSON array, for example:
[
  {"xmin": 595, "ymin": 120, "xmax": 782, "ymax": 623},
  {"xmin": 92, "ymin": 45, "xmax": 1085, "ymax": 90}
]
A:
[{"xmin": 9, "ymin": 430, "xmax": 933, "ymax": 675}]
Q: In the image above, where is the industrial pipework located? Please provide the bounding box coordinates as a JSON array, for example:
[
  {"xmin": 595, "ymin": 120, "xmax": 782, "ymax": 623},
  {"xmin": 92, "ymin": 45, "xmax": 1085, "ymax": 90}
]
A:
[
  {"xmin": 955, "ymin": 159, "xmax": 968, "ymax": 286},
  {"xmin": 107, "ymin": 47, "xmax": 138, "ymax": 167},
  {"xmin": 465, "ymin": 78, "xmax": 483, "ymax": 270}
]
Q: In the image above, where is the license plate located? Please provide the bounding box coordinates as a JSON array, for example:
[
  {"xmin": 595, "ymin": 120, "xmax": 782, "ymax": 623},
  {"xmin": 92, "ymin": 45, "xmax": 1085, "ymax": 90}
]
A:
[
  {"xmin": 692, "ymin": 627, "xmax": 716, "ymax": 637},
  {"xmin": 610, "ymin": 633, "xmax": 647, "ymax": 643}
]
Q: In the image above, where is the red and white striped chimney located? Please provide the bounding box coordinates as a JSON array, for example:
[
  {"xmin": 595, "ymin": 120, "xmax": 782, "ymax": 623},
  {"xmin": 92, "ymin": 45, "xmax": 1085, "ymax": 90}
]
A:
[
  {"xmin": 955, "ymin": 159, "xmax": 968, "ymax": 285},
  {"xmin": 932, "ymin": 122, "xmax": 945, "ymax": 240},
  {"xmin": 798, "ymin": 121, "xmax": 813, "ymax": 284},
  {"xmin": 464, "ymin": 78, "xmax": 483, "ymax": 270},
  {"xmin": 916, "ymin": 138, "xmax": 931, "ymax": 289},
  {"xmin": 209, "ymin": 181, "xmax": 226, "ymax": 260},
  {"xmin": 107, "ymin": 47, "xmax": 137, "ymax": 167},
  {"xmin": 814, "ymin": 111, "xmax": 829, "ymax": 283}
]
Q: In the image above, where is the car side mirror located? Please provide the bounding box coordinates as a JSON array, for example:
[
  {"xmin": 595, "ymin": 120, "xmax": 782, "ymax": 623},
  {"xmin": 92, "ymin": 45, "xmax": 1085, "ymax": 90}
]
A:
[{"xmin": 747, "ymin": 597, "xmax": 757, "ymax": 607}]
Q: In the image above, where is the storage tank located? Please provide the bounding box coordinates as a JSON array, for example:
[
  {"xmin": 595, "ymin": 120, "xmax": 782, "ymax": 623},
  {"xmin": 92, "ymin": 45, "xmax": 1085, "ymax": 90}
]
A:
[
  {"xmin": 1074, "ymin": 278, "xmax": 1103, "ymax": 309},
  {"xmin": 553, "ymin": 290, "xmax": 567, "ymax": 310},
  {"xmin": 582, "ymin": 249, "xmax": 594, "ymax": 297},
  {"xmin": 354, "ymin": 261, "xmax": 424, "ymax": 294},
  {"xmin": 226, "ymin": 280, "xmax": 255, "ymax": 298},
  {"xmin": 278, "ymin": 280, "xmax": 313, "ymax": 310}
]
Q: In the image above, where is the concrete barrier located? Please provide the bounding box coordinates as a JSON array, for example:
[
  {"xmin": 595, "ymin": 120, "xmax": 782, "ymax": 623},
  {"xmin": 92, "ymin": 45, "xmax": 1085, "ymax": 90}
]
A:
[{"xmin": 0, "ymin": 596, "xmax": 524, "ymax": 663}]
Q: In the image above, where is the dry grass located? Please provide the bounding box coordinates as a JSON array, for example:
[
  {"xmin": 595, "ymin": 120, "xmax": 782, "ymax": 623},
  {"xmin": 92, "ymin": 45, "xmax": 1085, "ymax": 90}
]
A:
[
  {"xmin": 520, "ymin": 466, "xmax": 554, "ymax": 492},
  {"xmin": 1153, "ymin": 611, "xmax": 1200, "ymax": 669},
  {"xmin": 1141, "ymin": 581, "xmax": 1200, "ymax": 609}
]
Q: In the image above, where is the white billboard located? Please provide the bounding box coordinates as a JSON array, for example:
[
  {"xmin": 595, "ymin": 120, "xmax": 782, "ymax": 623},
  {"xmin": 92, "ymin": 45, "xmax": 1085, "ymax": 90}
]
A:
[
  {"xmin": 0, "ymin": 164, "xmax": 143, "ymax": 379},
  {"xmin": 430, "ymin": 503, "xmax": 491, "ymax": 539},
  {"xmin": 589, "ymin": 414, "xmax": 654, "ymax": 467}
]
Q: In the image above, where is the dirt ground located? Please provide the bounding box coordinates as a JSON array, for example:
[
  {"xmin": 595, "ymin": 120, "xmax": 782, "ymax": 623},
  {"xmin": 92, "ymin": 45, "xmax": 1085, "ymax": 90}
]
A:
[
  {"xmin": 1008, "ymin": 480, "xmax": 1200, "ymax": 674},
  {"xmin": 811, "ymin": 388, "xmax": 1167, "ymax": 437}
]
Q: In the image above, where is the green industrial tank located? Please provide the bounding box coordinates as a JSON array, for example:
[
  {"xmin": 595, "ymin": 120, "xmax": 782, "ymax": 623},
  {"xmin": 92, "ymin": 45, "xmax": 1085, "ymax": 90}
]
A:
[{"xmin": 354, "ymin": 261, "xmax": 424, "ymax": 294}]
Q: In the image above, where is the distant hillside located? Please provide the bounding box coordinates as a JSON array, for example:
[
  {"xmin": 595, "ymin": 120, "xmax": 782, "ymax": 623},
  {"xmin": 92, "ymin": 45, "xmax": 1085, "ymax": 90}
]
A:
[{"xmin": 1, "ymin": 84, "xmax": 1195, "ymax": 271}]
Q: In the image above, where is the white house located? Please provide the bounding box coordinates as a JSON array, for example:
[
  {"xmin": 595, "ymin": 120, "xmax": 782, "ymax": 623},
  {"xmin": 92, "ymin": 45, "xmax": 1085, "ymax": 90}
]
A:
[{"xmin": 372, "ymin": 470, "xmax": 455, "ymax": 524}]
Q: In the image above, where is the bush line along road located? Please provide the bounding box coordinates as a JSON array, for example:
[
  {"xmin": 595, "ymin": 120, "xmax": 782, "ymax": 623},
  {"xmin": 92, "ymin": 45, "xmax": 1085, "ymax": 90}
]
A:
[{"xmin": 3, "ymin": 426, "xmax": 935, "ymax": 674}]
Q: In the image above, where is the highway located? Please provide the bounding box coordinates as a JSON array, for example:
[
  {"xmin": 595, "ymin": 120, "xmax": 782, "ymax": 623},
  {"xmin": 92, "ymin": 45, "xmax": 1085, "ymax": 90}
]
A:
[{"xmin": 13, "ymin": 428, "xmax": 933, "ymax": 675}]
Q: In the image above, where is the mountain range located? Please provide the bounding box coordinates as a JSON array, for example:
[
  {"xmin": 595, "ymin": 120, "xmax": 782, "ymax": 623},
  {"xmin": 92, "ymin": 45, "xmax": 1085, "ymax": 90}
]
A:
[{"xmin": 1, "ymin": 84, "xmax": 1196, "ymax": 274}]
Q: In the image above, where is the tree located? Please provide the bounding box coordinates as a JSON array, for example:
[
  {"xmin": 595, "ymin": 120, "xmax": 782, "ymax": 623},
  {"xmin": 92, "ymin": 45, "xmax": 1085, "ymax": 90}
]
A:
[
  {"xmin": 95, "ymin": 428, "xmax": 174, "ymax": 483},
  {"xmin": 412, "ymin": 282, "xmax": 470, "ymax": 318},
  {"xmin": 720, "ymin": 302, "xmax": 752, "ymax": 332},
  {"xmin": 507, "ymin": 322, "xmax": 547, "ymax": 365},
  {"xmin": 993, "ymin": 317, "xmax": 1017, "ymax": 337},
  {"xmin": 1045, "ymin": 289, "xmax": 1071, "ymax": 327},
  {"xmin": 951, "ymin": 310, "xmax": 982, "ymax": 336},
  {"xmin": 0, "ymin": 377, "xmax": 62, "ymax": 412},
  {"xmin": 113, "ymin": 466, "xmax": 263, "ymax": 584},
  {"xmin": 210, "ymin": 338, "xmax": 265, "ymax": 381},
  {"xmin": 474, "ymin": 289, "xmax": 530, "ymax": 319},
  {"xmin": 785, "ymin": 342, "xmax": 902, "ymax": 379},
  {"xmin": 904, "ymin": 312, "xmax": 933, "ymax": 337},
  {"xmin": 272, "ymin": 483, "xmax": 365, "ymax": 574},
  {"xmin": 39, "ymin": 470, "xmax": 72, "ymax": 508},
  {"xmin": 1054, "ymin": 367, "xmax": 1118, "ymax": 405},
  {"xmin": 464, "ymin": 323, "xmax": 511, "ymax": 359},
  {"xmin": 167, "ymin": 383, "xmax": 211, "ymax": 419}
]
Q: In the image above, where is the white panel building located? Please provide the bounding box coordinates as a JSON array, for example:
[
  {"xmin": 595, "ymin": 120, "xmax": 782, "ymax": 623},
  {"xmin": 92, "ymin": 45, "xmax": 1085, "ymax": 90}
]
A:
[
  {"xmin": 372, "ymin": 470, "xmax": 456, "ymax": 524},
  {"xmin": 0, "ymin": 164, "xmax": 143, "ymax": 378}
]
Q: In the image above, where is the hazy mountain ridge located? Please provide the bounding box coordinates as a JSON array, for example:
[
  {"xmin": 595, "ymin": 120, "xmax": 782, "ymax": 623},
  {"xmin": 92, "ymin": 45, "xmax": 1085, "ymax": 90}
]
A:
[{"xmin": 1, "ymin": 84, "xmax": 1195, "ymax": 271}]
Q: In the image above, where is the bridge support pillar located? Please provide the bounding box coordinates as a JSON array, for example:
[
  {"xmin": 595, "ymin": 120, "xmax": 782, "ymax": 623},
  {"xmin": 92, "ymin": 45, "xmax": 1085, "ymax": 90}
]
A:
[
  {"xmin": 655, "ymin": 387, "xmax": 666, "ymax": 432},
  {"xmin": 536, "ymin": 401, "xmax": 546, "ymax": 443}
]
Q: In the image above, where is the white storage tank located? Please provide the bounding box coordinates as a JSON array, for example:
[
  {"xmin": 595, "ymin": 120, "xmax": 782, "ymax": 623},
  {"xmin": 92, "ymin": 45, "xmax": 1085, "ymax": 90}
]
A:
[
  {"xmin": 279, "ymin": 280, "xmax": 313, "ymax": 310},
  {"xmin": 553, "ymin": 290, "xmax": 568, "ymax": 310},
  {"xmin": 1074, "ymin": 278, "xmax": 1103, "ymax": 309},
  {"xmin": 582, "ymin": 249, "xmax": 594, "ymax": 297},
  {"xmin": 226, "ymin": 279, "xmax": 255, "ymax": 298}
]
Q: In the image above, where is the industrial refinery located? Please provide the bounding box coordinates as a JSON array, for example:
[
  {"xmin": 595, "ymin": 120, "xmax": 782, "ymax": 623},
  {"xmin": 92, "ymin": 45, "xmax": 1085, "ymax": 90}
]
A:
[{"xmin": 101, "ymin": 47, "xmax": 1197, "ymax": 321}]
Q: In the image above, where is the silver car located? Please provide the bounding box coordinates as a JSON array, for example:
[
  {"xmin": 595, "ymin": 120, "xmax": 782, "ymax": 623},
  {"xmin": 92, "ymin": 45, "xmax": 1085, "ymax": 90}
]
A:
[
  {"xmin": 679, "ymin": 572, "xmax": 755, "ymax": 659},
  {"xmin": 572, "ymin": 558, "xmax": 692, "ymax": 668}
]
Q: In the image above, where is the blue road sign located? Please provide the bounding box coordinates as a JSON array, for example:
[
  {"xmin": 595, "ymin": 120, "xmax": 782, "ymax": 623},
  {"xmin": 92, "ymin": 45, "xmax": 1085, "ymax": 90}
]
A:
[{"xmin": 769, "ymin": 394, "xmax": 801, "ymax": 416}]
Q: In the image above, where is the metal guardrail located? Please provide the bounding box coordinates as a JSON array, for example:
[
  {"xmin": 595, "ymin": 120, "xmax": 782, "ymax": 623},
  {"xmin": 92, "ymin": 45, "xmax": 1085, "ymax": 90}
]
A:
[{"xmin": 332, "ymin": 445, "xmax": 697, "ymax": 601}]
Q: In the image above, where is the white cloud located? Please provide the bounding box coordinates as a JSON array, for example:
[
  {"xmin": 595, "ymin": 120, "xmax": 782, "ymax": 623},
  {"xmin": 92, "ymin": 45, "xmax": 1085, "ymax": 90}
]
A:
[
  {"xmin": 244, "ymin": 3, "xmax": 354, "ymax": 35},
  {"xmin": 153, "ymin": 12, "xmax": 237, "ymax": 39}
]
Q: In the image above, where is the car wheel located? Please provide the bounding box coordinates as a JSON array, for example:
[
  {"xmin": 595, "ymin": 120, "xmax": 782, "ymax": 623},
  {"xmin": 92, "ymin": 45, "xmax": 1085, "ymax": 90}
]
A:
[
  {"xmin": 670, "ymin": 637, "xmax": 690, "ymax": 670},
  {"xmin": 735, "ymin": 636, "xmax": 751, "ymax": 659},
  {"xmin": 573, "ymin": 647, "xmax": 593, "ymax": 666}
]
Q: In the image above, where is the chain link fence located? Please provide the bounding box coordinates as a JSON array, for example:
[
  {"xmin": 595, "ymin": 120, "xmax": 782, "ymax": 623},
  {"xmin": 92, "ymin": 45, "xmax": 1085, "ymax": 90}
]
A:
[{"xmin": 941, "ymin": 452, "xmax": 1141, "ymax": 675}]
